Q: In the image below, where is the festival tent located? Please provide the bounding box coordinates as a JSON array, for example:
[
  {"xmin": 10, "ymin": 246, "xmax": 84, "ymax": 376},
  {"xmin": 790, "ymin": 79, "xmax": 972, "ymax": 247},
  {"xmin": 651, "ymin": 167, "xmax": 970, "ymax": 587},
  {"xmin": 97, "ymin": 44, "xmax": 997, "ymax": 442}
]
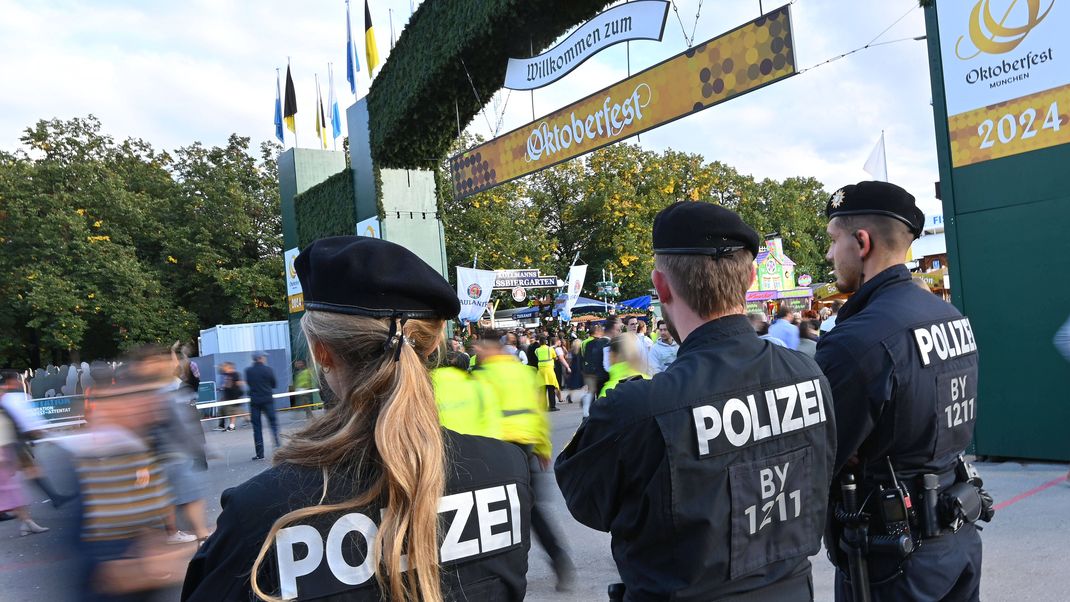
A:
[{"xmin": 616, "ymin": 295, "xmax": 653, "ymax": 311}]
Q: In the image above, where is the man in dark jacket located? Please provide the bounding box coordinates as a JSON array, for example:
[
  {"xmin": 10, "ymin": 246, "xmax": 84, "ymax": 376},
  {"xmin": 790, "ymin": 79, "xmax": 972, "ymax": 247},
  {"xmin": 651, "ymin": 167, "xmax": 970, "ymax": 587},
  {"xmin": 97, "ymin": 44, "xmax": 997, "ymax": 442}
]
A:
[
  {"xmin": 245, "ymin": 352, "xmax": 278, "ymax": 460},
  {"xmin": 557, "ymin": 202, "xmax": 836, "ymax": 601},
  {"xmin": 816, "ymin": 181, "xmax": 990, "ymax": 600}
]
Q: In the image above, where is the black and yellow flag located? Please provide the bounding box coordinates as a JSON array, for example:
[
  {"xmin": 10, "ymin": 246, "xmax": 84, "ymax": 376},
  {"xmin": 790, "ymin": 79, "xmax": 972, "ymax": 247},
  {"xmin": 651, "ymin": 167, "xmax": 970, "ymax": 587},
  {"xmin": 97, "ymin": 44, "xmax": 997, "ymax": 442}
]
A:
[
  {"xmin": 364, "ymin": 0, "xmax": 380, "ymax": 71},
  {"xmin": 283, "ymin": 65, "xmax": 297, "ymax": 133}
]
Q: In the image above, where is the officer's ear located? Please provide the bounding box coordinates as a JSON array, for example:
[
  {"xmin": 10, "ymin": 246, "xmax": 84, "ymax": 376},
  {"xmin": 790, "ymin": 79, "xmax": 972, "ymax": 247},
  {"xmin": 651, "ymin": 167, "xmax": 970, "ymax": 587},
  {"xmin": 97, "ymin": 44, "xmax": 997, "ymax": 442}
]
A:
[
  {"xmin": 854, "ymin": 230, "xmax": 873, "ymax": 258},
  {"xmin": 311, "ymin": 341, "xmax": 335, "ymax": 372},
  {"xmin": 652, "ymin": 268, "xmax": 673, "ymax": 305}
]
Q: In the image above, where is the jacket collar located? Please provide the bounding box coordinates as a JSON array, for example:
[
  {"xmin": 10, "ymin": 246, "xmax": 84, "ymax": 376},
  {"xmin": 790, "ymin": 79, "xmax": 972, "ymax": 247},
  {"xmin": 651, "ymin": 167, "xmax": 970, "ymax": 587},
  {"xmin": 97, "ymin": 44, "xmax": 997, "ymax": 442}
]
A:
[
  {"xmin": 838, "ymin": 264, "xmax": 911, "ymax": 322},
  {"xmin": 678, "ymin": 314, "xmax": 754, "ymax": 354}
]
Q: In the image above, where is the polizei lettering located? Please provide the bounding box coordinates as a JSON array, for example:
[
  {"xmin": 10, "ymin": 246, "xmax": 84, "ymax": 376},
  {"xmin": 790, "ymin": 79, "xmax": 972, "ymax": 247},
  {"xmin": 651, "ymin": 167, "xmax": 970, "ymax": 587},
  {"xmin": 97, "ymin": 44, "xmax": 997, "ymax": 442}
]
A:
[
  {"xmin": 692, "ymin": 378, "xmax": 827, "ymax": 457},
  {"xmin": 275, "ymin": 484, "xmax": 523, "ymax": 599},
  {"xmin": 912, "ymin": 317, "xmax": 977, "ymax": 367}
]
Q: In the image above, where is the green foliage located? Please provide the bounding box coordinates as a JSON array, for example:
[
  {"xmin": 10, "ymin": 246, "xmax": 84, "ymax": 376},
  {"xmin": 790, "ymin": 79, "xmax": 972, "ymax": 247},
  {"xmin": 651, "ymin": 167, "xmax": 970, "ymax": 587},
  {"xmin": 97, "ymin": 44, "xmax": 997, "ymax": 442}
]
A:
[
  {"xmin": 438, "ymin": 139, "xmax": 832, "ymax": 302},
  {"xmin": 368, "ymin": 0, "xmax": 612, "ymax": 168},
  {"xmin": 0, "ymin": 116, "xmax": 284, "ymax": 368},
  {"xmin": 294, "ymin": 170, "xmax": 355, "ymax": 249}
]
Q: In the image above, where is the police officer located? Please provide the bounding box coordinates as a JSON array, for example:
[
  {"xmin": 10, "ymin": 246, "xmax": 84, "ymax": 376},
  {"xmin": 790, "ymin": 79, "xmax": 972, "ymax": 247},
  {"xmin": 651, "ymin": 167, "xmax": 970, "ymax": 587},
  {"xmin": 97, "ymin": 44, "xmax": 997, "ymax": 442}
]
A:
[
  {"xmin": 816, "ymin": 182, "xmax": 990, "ymax": 601},
  {"xmin": 556, "ymin": 202, "xmax": 837, "ymax": 601},
  {"xmin": 182, "ymin": 236, "xmax": 532, "ymax": 601}
]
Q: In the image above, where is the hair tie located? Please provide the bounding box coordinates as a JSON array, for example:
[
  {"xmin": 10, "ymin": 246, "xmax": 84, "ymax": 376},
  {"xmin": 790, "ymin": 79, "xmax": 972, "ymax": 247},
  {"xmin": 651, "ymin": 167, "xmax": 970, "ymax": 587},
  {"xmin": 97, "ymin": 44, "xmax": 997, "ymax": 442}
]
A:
[{"xmin": 382, "ymin": 316, "xmax": 409, "ymax": 362}]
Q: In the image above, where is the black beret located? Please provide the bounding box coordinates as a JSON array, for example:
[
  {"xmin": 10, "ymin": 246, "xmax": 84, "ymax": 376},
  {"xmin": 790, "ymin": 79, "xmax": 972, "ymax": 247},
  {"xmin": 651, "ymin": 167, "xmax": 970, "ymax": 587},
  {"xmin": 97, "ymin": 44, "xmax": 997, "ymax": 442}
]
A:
[
  {"xmin": 653, "ymin": 201, "xmax": 760, "ymax": 257},
  {"xmin": 826, "ymin": 181, "xmax": 925, "ymax": 238},
  {"xmin": 295, "ymin": 236, "xmax": 459, "ymax": 320}
]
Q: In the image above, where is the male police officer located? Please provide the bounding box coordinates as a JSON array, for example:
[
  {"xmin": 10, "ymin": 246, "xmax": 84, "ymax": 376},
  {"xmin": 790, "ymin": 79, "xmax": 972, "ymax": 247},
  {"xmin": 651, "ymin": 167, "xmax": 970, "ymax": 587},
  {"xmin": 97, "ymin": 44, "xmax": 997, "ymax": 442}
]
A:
[
  {"xmin": 816, "ymin": 182, "xmax": 992, "ymax": 601},
  {"xmin": 556, "ymin": 202, "xmax": 836, "ymax": 601}
]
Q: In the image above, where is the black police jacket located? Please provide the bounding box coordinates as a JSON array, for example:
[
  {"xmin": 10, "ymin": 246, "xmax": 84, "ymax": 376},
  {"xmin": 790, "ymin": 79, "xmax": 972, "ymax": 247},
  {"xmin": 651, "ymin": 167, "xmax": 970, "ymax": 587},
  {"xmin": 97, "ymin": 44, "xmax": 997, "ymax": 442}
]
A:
[
  {"xmin": 182, "ymin": 430, "xmax": 532, "ymax": 601},
  {"xmin": 556, "ymin": 315, "xmax": 837, "ymax": 602},
  {"xmin": 815, "ymin": 265, "xmax": 980, "ymax": 488}
]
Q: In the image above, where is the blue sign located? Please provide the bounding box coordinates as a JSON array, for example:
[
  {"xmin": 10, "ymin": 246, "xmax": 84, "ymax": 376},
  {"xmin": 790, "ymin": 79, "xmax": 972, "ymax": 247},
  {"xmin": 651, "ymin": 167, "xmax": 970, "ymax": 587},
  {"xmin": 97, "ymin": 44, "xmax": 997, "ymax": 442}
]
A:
[{"xmin": 29, "ymin": 395, "xmax": 85, "ymax": 420}]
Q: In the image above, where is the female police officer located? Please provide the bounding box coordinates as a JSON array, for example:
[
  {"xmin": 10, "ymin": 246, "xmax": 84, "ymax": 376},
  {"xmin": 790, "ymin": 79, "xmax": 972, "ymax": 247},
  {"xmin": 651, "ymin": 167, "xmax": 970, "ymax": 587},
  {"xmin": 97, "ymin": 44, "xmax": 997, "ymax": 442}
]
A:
[{"xmin": 182, "ymin": 236, "xmax": 532, "ymax": 601}]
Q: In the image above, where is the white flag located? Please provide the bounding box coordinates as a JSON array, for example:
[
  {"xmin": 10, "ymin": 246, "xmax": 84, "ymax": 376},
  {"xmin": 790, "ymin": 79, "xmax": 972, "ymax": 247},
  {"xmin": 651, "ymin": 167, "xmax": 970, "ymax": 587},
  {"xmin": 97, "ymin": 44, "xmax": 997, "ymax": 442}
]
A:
[
  {"xmin": 863, "ymin": 132, "xmax": 888, "ymax": 181},
  {"xmin": 562, "ymin": 265, "xmax": 587, "ymax": 320},
  {"xmin": 456, "ymin": 267, "xmax": 497, "ymax": 323}
]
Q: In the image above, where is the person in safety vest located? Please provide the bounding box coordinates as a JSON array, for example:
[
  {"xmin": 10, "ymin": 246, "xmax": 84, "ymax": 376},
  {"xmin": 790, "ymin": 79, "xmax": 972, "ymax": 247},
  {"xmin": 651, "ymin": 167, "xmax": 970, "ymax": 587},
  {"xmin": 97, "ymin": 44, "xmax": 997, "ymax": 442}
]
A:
[
  {"xmin": 600, "ymin": 334, "xmax": 650, "ymax": 397},
  {"xmin": 182, "ymin": 237, "xmax": 533, "ymax": 601},
  {"xmin": 533, "ymin": 337, "xmax": 560, "ymax": 411},
  {"xmin": 556, "ymin": 202, "xmax": 837, "ymax": 601},
  {"xmin": 431, "ymin": 350, "xmax": 501, "ymax": 439},
  {"xmin": 474, "ymin": 330, "xmax": 577, "ymax": 592}
]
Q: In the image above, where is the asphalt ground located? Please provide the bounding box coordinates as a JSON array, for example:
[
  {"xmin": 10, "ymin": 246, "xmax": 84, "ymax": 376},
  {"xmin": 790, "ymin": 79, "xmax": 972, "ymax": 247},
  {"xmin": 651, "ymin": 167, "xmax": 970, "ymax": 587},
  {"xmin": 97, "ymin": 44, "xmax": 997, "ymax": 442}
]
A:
[{"xmin": 2, "ymin": 400, "xmax": 1068, "ymax": 601}]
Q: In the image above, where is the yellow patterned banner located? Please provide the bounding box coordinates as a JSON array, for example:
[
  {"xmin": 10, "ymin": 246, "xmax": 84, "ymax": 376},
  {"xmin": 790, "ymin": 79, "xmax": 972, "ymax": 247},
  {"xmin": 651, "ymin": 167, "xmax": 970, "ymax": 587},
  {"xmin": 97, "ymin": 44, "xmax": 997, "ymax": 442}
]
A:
[
  {"xmin": 949, "ymin": 82, "xmax": 1070, "ymax": 167},
  {"xmin": 450, "ymin": 5, "xmax": 796, "ymax": 199}
]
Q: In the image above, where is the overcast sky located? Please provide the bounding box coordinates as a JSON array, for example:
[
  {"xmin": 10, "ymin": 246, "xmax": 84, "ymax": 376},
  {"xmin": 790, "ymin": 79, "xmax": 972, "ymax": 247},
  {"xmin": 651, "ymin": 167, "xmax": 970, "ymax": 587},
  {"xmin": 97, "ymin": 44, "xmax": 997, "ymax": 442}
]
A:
[{"xmin": 0, "ymin": 0, "xmax": 941, "ymax": 217}]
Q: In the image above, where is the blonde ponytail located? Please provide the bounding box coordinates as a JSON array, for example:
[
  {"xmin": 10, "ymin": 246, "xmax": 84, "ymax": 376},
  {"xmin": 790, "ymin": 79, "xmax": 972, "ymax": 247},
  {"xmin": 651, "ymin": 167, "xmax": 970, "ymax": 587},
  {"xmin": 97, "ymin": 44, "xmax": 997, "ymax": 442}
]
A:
[{"xmin": 250, "ymin": 313, "xmax": 446, "ymax": 602}]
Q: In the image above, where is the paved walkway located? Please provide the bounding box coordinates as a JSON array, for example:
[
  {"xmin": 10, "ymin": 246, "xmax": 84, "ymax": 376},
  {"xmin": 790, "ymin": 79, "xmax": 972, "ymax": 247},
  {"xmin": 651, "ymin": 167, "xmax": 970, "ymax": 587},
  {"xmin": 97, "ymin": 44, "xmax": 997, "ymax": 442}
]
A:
[{"xmin": 1, "ymin": 402, "xmax": 1067, "ymax": 600}]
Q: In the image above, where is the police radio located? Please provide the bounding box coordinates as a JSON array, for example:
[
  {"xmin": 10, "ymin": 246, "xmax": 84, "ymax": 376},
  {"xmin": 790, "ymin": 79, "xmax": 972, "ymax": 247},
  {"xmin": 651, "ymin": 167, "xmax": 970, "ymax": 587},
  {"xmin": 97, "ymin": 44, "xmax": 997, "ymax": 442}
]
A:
[{"xmin": 870, "ymin": 458, "xmax": 914, "ymax": 559}]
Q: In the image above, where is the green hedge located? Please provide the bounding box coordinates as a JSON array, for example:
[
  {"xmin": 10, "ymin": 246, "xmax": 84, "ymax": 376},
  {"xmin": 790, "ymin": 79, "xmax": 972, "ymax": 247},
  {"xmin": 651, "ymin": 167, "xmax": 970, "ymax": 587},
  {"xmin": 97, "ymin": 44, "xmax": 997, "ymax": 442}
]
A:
[
  {"xmin": 295, "ymin": 170, "xmax": 355, "ymax": 248},
  {"xmin": 368, "ymin": 0, "xmax": 612, "ymax": 169}
]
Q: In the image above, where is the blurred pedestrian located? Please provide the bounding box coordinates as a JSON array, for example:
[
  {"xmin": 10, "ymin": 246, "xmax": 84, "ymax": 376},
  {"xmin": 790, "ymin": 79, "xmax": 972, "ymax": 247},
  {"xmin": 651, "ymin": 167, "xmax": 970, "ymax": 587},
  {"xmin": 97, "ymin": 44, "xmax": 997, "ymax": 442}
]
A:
[
  {"xmin": 431, "ymin": 351, "xmax": 501, "ymax": 439},
  {"xmin": 600, "ymin": 334, "xmax": 650, "ymax": 397},
  {"xmin": 534, "ymin": 337, "xmax": 560, "ymax": 411},
  {"xmin": 798, "ymin": 319, "xmax": 819, "ymax": 357},
  {"xmin": 290, "ymin": 359, "xmax": 314, "ymax": 419},
  {"xmin": 580, "ymin": 323, "xmax": 610, "ymax": 418},
  {"xmin": 215, "ymin": 362, "xmax": 242, "ymax": 432},
  {"xmin": 0, "ymin": 390, "xmax": 48, "ymax": 536},
  {"xmin": 474, "ymin": 330, "xmax": 576, "ymax": 591},
  {"xmin": 562, "ymin": 338, "xmax": 586, "ymax": 403},
  {"xmin": 552, "ymin": 336, "xmax": 570, "ymax": 406},
  {"xmin": 61, "ymin": 358, "xmax": 194, "ymax": 600},
  {"xmin": 820, "ymin": 300, "xmax": 842, "ymax": 335},
  {"xmin": 0, "ymin": 370, "xmax": 71, "ymax": 507},
  {"xmin": 245, "ymin": 352, "xmax": 278, "ymax": 461},
  {"xmin": 767, "ymin": 306, "xmax": 800, "ymax": 349},
  {"xmin": 632, "ymin": 319, "xmax": 653, "ymax": 373}
]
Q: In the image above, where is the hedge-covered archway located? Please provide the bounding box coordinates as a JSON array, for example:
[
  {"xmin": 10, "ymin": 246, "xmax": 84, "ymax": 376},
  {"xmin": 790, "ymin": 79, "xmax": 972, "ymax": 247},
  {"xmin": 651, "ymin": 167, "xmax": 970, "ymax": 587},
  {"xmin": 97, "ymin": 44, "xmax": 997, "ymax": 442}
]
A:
[{"xmin": 367, "ymin": 0, "xmax": 613, "ymax": 169}]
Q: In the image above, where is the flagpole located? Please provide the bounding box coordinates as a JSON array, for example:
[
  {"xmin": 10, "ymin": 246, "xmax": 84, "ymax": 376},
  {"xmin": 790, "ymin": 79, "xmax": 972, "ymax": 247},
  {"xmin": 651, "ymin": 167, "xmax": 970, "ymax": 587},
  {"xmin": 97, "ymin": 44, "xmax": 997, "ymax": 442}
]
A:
[
  {"xmin": 289, "ymin": 56, "xmax": 298, "ymax": 149},
  {"xmin": 329, "ymin": 63, "xmax": 338, "ymax": 152},
  {"xmin": 315, "ymin": 72, "xmax": 320, "ymax": 150},
  {"xmin": 881, "ymin": 130, "xmax": 888, "ymax": 182},
  {"xmin": 276, "ymin": 67, "xmax": 284, "ymax": 150}
]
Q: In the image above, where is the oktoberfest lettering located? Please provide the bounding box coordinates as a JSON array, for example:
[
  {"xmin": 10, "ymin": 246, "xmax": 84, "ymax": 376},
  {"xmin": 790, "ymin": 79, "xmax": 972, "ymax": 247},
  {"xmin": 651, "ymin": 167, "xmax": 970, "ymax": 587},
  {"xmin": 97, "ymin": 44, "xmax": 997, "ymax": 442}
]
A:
[{"xmin": 526, "ymin": 83, "xmax": 652, "ymax": 162}]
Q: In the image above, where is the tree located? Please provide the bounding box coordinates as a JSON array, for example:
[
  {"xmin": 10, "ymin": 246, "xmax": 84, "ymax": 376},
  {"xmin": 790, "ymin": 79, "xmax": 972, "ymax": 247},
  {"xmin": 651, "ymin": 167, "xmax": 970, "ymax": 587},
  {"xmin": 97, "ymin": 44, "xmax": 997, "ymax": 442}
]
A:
[
  {"xmin": 438, "ymin": 142, "xmax": 832, "ymax": 302},
  {"xmin": 0, "ymin": 116, "xmax": 284, "ymax": 368}
]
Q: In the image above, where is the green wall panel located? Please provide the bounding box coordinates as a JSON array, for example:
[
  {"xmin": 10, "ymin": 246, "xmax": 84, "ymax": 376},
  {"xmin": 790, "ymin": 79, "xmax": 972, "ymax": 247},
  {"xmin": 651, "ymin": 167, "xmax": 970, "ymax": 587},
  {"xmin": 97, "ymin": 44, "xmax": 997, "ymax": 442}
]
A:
[
  {"xmin": 955, "ymin": 195, "xmax": 1070, "ymax": 461},
  {"xmin": 925, "ymin": 2, "xmax": 1070, "ymax": 461}
]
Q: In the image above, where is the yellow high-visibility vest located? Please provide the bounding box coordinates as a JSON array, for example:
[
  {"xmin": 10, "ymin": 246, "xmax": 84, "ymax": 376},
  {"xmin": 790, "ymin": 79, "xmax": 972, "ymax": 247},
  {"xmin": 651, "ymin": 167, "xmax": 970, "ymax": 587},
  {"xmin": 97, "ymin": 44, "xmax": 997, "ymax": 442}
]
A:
[
  {"xmin": 431, "ymin": 367, "xmax": 501, "ymax": 439},
  {"xmin": 474, "ymin": 355, "xmax": 551, "ymax": 458}
]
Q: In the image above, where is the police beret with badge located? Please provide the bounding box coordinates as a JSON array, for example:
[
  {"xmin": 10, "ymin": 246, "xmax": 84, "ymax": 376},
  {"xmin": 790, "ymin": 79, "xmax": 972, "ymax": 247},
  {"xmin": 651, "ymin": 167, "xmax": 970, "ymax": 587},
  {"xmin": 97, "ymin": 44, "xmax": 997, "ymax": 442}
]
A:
[
  {"xmin": 295, "ymin": 235, "xmax": 460, "ymax": 319},
  {"xmin": 826, "ymin": 181, "xmax": 925, "ymax": 239},
  {"xmin": 652, "ymin": 201, "xmax": 760, "ymax": 257}
]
